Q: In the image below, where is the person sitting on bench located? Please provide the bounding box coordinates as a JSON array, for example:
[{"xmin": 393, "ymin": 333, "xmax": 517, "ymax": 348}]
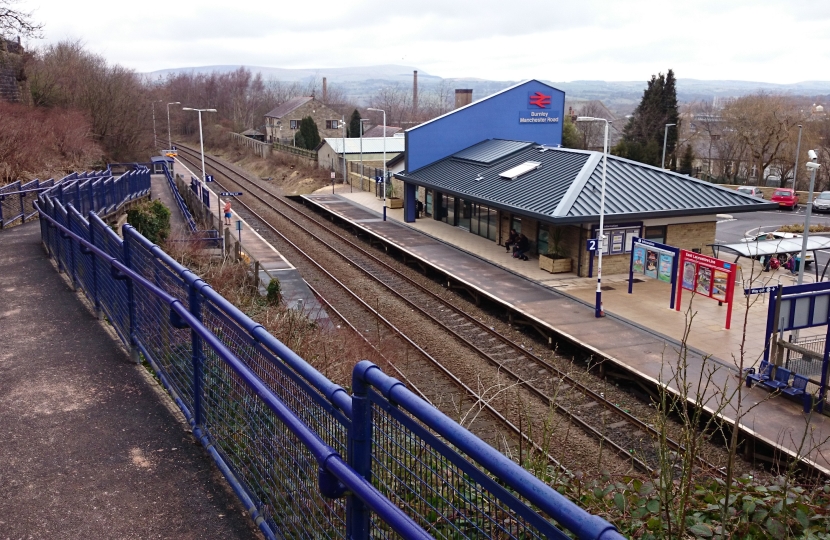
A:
[
  {"xmin": 514, "ymin": 233, "xmax": 530, "ymax": 261},
  {"xmin": 505, "ymin": 229, "xmax": 519, "ymax": 253}
]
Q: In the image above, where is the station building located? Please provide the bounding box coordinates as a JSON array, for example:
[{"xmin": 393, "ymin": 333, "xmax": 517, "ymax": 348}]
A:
[{"xmin": 395, "ymin": 80, "xmax": 775, "ymax": 277}]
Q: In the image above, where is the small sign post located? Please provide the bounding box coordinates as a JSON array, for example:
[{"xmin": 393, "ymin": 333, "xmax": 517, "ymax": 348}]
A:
[
  {"xmin": 628, "ymin": 237, "xmax": 680, "ymax": 309},
  {"xmin": 236, "ymin": 219, "xmax": 242, "ymax": 243},
  {"xmin": 205, "ymin": 175, "xmax": 214, "ymax": 182},
  {"xmin": 676, "ymin": 250, "xmax": 737, "ymax": 329},
  {"xmin": 219, "ymin": 192, "xmax": 243, "ymax": 197},
  {"xmin": 586, "ymin": 238, "xmax": 599, "ymax": 253},
  {"xmin": 331, "ymin": 171, "xmax": 336, "ymax": 194}
]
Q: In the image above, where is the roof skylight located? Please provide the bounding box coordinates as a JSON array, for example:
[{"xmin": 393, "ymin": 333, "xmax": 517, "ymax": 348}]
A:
[{"xmin": 499, "ymin": 161, "xmax": 541, "ymax": 180}]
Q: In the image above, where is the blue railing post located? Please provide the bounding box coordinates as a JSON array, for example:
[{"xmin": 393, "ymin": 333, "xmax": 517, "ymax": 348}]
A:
[
  {"xmin": 189, "ymin": 279, "xmax": 205, "ymax": 428},
  {"xmin": 122, "ymin": 231, "xmax": 141, "ymax": 364},
  {"xmin": 88, "ymin": 214, "xmax": 101, "ymax": 319},
  {"xmin": 66, "ymin": 205, "xmax": 78, "ymax": 291},
  {"xmin": 348, "ymin": 361, "xmax": 375, "ymax": 540}
]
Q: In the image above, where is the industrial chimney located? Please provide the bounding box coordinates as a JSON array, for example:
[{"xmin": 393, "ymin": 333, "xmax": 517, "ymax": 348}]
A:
[
  {"xmin": 455, "ymin": 89, "xmax": 473, "ymax": 109},
  {"xmin": 322, "ymin": 77, "xmax": 327, "ymax": 103},
  {"xmin": 413, "ymin": 70, "xmax": 418, "ymax": 114}
]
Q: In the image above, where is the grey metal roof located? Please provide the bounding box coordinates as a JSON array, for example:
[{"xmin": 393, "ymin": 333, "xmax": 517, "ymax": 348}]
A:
[
  {"xmin": 264, "ymin": 97, "xmax": 313, "ymax": 118},
  {"xmin": 396, "ymin": 140, "xmax": 778, "ymax": 224},
  {"xmin": 362, "ymin": 125, "xmax": 402, "ymax": 137},
  {"xmin": 451, "ymin": 139, "xmax": 534, "ymax": 164}
]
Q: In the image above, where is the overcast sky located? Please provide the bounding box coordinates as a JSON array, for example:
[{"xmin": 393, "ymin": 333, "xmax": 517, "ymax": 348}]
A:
[{"xmin": 20, "ymin": 0, "xmax": 830, "ymax": 83}]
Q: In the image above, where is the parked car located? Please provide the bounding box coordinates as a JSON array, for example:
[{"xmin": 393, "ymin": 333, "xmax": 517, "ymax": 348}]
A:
[
  {"xmin": 736, "ymin": 186, "xmax": 764, "ymax": 199},
  {"xmin": 770, "ymin": 188, "xmax": 799, "ymax": 210},
  {"xmin": 741, "ymin": 230, "xmax": 813, "ymax": 266},
  {"xmin": 813, "ymin": 191, "xmax": 830, "ymax": 213}
]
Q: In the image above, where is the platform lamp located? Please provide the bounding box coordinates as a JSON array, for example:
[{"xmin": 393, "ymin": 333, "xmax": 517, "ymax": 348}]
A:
[
  {"xmin": 662, "ymin": 123, "xmax": 676, "ymax": 170},
  {"xmin": 166, "ymin": 102, "xmax": 180, "ymax": 150},
  {"xmin": 797, "ymin": 150, "xmax": 822, "ymax": 285},
  {"xmin": 367, "ymin": 107, "xmax": 387, "ymax": 220},
  {"xmin": 182, "ymin": 107, "xmax": 218, "ymax": 231},
  {"xmin": 359, "ymin": 118, "xmax": 370, "ymax": 190},
  {"xmin": 577, "ymin": 116, "xmax": 610, "ymax": 318}
]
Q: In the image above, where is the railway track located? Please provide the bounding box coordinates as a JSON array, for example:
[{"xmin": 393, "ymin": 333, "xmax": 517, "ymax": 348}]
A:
[{"xmin": 175, "ymin": 143, "xmax": 724, "ymax": 476}]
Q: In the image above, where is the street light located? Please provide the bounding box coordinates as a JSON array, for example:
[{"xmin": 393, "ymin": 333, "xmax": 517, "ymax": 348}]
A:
[
  {"xmin": 166, "ymin": 102, "xmax": 180, "ymax": 150},
  {"xmin": 360, "ymin": 118, "xmax": 370, "ymax": 191},
  {"xmin": 797, "ymin": 150, "xmax": 821, "ymax": 285},
  {"xmin": 793, "ymin": 124, "xmax": 803, "ymax": 190},
  {"xmin": 662, "ymin": 123, "xmax": 676, "ymax": 170},
  {"xmin": 151, "ymin": 100, "xmax": 162, "ymax": 150},
  {"xmin": 182, "ymin": 107, "xmax": 218, "ymax": 231},
  {"xmin": 577, "ymin": 116, "xmax": 610, "ymax": 318},
  {"xmin": 367, "ymin": 107, "xmax": 387, "ymax": 220}
]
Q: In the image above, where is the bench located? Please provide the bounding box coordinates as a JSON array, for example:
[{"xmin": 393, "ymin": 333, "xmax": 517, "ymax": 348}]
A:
[
  {"xmin": 781, "ymin": 374, "xmax": 814, "ymax": 413},
  {"xmin": 761, "ymin": 367, "xmax": 792, "ymax": 391},
  {"xmin": 745, "ymin": 360, "xmax": 773, "ymax": 387}
]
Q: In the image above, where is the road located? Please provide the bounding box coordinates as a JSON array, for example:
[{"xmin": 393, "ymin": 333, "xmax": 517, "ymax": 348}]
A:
[{"xmin": 715, "ymin": 205, "xmax": 830, "ymax": 277}]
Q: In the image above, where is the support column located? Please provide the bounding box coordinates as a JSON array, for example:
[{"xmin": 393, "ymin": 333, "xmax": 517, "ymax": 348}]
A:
[{"xmin": 403, "ymin": 182, "xmax": 417, "ymax": 223}]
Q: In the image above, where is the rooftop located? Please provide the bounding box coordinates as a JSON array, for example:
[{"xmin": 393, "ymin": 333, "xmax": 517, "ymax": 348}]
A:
[
  {"xmin": 398, "ymin": 139, "xmax": 777, "ymax": 224},
  {"xmin": 264, "ymin": 97, "xmax": 313, "ymax": 119}
]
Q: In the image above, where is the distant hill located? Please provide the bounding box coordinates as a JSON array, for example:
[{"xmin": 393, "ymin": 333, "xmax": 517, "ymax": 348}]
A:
[{"xmin": 145, "ymin": 64, "xmax": 830, "ymax": 114}]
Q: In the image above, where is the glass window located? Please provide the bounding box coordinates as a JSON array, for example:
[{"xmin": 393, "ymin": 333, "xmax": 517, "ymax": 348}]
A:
[
  {"xmin": 470, "ymin": 204, "xmax": 480, "ymax": 235},
  {"xmin": 425, "ymin": 190, "xmax": 433, "ymax": 216},
  {"xmin": 819, "ymin": 192, "xmax": 830, "ymax": 200},
  {"xmin": 458, "ymin": 199, "xmax": 472, "ymax": 230},
  {"xmin": 443, "ymin": 195, "xmax": 456, "ymax": 225},
  {"xmin": 488, "ymin": 208, "xmax": 498, "ymax": 241},
  {"xmin": 644, "ymin": 226, "xmax": 666, "ymax": 244},
  {"xmin": 538, "ymin": 226, "xmax": 549, "ymax": 255},
  {"xmin": 511, "ymin": 216, "xmax": 522, "ymax": 235}
]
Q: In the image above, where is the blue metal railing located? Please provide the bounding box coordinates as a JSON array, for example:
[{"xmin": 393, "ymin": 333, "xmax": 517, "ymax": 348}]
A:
[
  {"xmin": 159, "ymin": 163, "xmax": 220, "ymax": 246},
  {"xmin": 34, "ymin": 172, "xmax": 623, "ymax": 540}
]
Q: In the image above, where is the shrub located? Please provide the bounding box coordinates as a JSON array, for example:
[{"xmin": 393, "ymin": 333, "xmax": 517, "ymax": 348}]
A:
[{"xmin": 127, "ymin": 199, "xmax": 171, "ymax": 244}]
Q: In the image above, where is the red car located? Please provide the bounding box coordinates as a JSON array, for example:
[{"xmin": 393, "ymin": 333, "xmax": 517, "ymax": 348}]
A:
[{"xmin": 770, "ymin": 188, "xmax": 799, "ymax": 210}]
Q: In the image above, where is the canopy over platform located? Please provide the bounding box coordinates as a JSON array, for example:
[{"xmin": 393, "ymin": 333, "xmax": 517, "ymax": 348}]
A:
[{"xmin": 710, "ymin": 236, "xmax": 830, "ymax": 281}]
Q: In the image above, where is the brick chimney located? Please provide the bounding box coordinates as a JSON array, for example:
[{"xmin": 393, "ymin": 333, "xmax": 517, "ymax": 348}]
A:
[
  {"xmin": 455, "ymin": 89, "xmax": 473, "ymax": 109},
  {"xmin": 322, "ymin": 77, "xmax": 327, "ymax": 103},
  {"xmin": 413, "ymin": 70, "xmax": 418, "ymax": 114}
]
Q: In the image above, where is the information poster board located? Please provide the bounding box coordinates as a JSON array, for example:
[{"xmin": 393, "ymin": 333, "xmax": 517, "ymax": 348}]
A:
[
  {"xmin": 675, "ymin": 249, "xmax": 737, "ymax": 329},
  {"xmin": 628, "ymin": 237, "xmax": 680, "ymax": 309}
]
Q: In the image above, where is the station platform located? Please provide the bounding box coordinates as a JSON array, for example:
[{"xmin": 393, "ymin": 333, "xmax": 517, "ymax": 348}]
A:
[
  {"xmin": 171, "ymin": 159, "xmax": 328, "ymax": 323},
  {"xmin": 0, "ymin": 222, "xmax": 257, "ymax": 538},
  {"xmin": 302, "ymin": 186, "xmax": 830, "ymax": 474}
]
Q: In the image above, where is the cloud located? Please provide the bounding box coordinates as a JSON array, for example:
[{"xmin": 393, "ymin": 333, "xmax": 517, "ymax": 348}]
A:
[{"xmin": 20, "ymin": 0, "xmax": 830, "ymax": 84}]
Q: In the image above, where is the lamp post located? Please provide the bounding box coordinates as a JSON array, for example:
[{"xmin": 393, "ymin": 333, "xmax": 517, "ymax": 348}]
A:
[
  {"xmin": 577, "ymin": 116, "xmax": 610, "ymax": 318},
  {"xmin": 360, "ymin": 118, "xmax": 369, "ymax": 191},
  {"xmin": 166, "ymin": 102, "xmax": 180, "ymax": 150},
  {"xmin": 151, "ymin": 100, "xmax": 162, "ymax": 150},
  {"xmin": 182, "ymin": 107, "xmax": 218, "ymax": 230},
  {"xmin": 367, "ymin": 107, "xmax": 387, "ymax": 220},
  {"xmin": 797, "ymin": 151, "xmax": 822, "ymax": 285},
  {"xmin": 662, "ymin": 123, "xmax": 676, "ymax": 170},
  {"xmin": 341, "ymin": 115, "xmax": 348, "ymax": 190},
  {"xmin": 793, "ymin": 124, "xmax": 803, "ymax": 189}
]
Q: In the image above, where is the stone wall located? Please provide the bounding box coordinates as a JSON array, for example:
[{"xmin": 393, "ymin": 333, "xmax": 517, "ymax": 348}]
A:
[
  {"xmin": 0, "ymin": 38, "xmax": 27, "ymax": 104},
  {"xmin": 665, "ymin": 221, "xmax": 716, "ymax": 253}
]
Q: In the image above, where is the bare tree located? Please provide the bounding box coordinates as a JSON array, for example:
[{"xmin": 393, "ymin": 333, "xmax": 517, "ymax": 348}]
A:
[
  {"xmin": 0, "ymin": 0, "xmax": 43, "ymax": 38},
  {"xmin": 722, "ymin": 93, "xmax": 802, "ymax": 186}
]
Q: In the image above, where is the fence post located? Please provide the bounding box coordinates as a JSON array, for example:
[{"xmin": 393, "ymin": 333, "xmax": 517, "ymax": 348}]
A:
[
  {"xmin": 122, "ymin": 231, "xmax": 141, "ymax": 364},
  {"xmin": 66, "ymin": 205, "xmax": 77, "ymax": 291},
  {"xmin": 88, "ymin": 215, "xmax": 101, "ymax": 319},
  {"xmin": 189, "ymin": 279, "xmax": 205, "ymax": 427},
  {"xmin": 348, "ymin": 362, "xmax": 374, "ymax": 540}
]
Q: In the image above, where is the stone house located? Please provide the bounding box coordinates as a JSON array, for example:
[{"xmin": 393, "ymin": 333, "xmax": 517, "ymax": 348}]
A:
[{"xmin": 264, "ymin": 97, "xmax": 344, "ymax": 144}]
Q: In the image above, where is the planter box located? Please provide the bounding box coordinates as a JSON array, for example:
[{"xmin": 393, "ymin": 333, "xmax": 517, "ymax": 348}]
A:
[
  {"xmin": 387, "ymin": 197, "xmax": 403, "ymax": 209},
  {"xmin": 539, "ymin": 254, "xmax": 572, "ymax": 274}
]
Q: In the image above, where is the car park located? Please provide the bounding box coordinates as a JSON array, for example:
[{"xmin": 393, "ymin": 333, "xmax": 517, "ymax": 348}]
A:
[
  {"xmin": 813, "ymin": 191, "xmax": 830, "ymax": 213},
  {"xmin": 741, "ymin": 230, "xmax": 813, "ymax": 266},
  {"xmin": 736, "ymin": 186, "xmax": 764, "ymax": 199},
  {"xmin": 770, "ymin": 188, "xmax": 799, "ymax": 210}
]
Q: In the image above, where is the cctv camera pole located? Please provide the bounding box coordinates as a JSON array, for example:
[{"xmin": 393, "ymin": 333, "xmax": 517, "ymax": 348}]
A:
[{"xmin": 797, "ymin": 156, "xmax": 821, "ymax": 285}]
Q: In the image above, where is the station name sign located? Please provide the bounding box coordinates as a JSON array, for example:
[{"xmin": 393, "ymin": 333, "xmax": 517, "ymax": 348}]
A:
[{"xmin": 519, "ymin": 111, "xmax": 560, "ymax": 124}]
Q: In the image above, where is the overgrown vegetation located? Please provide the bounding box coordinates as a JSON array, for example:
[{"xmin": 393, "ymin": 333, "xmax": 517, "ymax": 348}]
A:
[
  {"xmin": 127, "ymin": 199, "xmax": 171, "ymax": 244},
  {"xmin": 778, "ymin": 223, "xmax": 830, "ymax": 234}
]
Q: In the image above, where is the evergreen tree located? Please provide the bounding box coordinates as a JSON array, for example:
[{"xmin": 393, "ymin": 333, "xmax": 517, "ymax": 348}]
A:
[
  {"xmin": 348, "ymin": 109, "xmax": 362, "ymax": 138},
  {"xmin": 297, "ymin": 116, "xmax": 320, "ymax": 150},
  {"xmin": 561, "ymin": 115, "xmax": 581, "ymax": 149},
  {"xmin": 679, "ymin": 144, "xmax": 695, "ymax": 175},
  {"xmin": 613, "ymin": 69, "xmax": 679, "ymax": 167}
]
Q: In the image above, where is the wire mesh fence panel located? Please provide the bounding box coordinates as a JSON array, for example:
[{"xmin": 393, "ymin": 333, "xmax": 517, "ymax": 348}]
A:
[
  {"xmin": 129, "ymin": 239, "xmax": 195, "ymax": 411},
  {"xmin": 200, "ymin": 344, "xmax": 349, "ymax": 538},
  {"xmin": 1, "ymin": 181, "xmax": 23, "ymax": 228},
  {"xmin": 368, "ymin": 393, "xmax": 565, "ymax": 540},
  {"xmin": 20, "ymin": 179, "xmax": 39, "ymax": 221},
  {"xmin": 91, "ymin": 217, "xmax": 130, "ymax": 346},
  {"xmin": 68, "ymin": 209, "xmax": 95, "ymax": 304},
  {"xmin": 786, "ymin": 335, "xmax": 827, "ymax": 379},
  {"xmin": 200, "ymin": 297, "xmax": 349, "ymax": 455}
]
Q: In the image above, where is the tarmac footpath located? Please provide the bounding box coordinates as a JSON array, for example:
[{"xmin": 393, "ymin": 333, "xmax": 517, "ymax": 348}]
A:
[{"xmin": 0, "ymin": 222, "xmax": 259, "ymax": 538}]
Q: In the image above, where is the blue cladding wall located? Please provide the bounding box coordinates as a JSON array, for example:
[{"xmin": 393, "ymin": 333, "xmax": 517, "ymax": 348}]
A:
[{"xmin": 406, "ymin": 80, "xmax": 565, "ymax": 172}]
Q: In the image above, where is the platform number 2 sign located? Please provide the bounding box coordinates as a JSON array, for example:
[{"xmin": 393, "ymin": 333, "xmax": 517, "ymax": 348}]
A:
[{"xmin": 586, "ymin": 238, "xmax": 599, "ymax": 252}]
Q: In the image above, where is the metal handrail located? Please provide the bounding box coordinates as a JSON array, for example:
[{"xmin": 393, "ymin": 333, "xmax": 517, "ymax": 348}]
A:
[{"xmin": 35, "ymin": 201, "xmax": 432, "ymax": 540}]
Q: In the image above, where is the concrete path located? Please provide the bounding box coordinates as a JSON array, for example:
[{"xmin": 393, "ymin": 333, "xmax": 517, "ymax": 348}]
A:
[
  {"xmin": 0, "ymin": 222, "xmax": 259, "ymax": 539},
  {"xmin": 151, "ymin": 172, "xmax": 189, "ymax": 234}
]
